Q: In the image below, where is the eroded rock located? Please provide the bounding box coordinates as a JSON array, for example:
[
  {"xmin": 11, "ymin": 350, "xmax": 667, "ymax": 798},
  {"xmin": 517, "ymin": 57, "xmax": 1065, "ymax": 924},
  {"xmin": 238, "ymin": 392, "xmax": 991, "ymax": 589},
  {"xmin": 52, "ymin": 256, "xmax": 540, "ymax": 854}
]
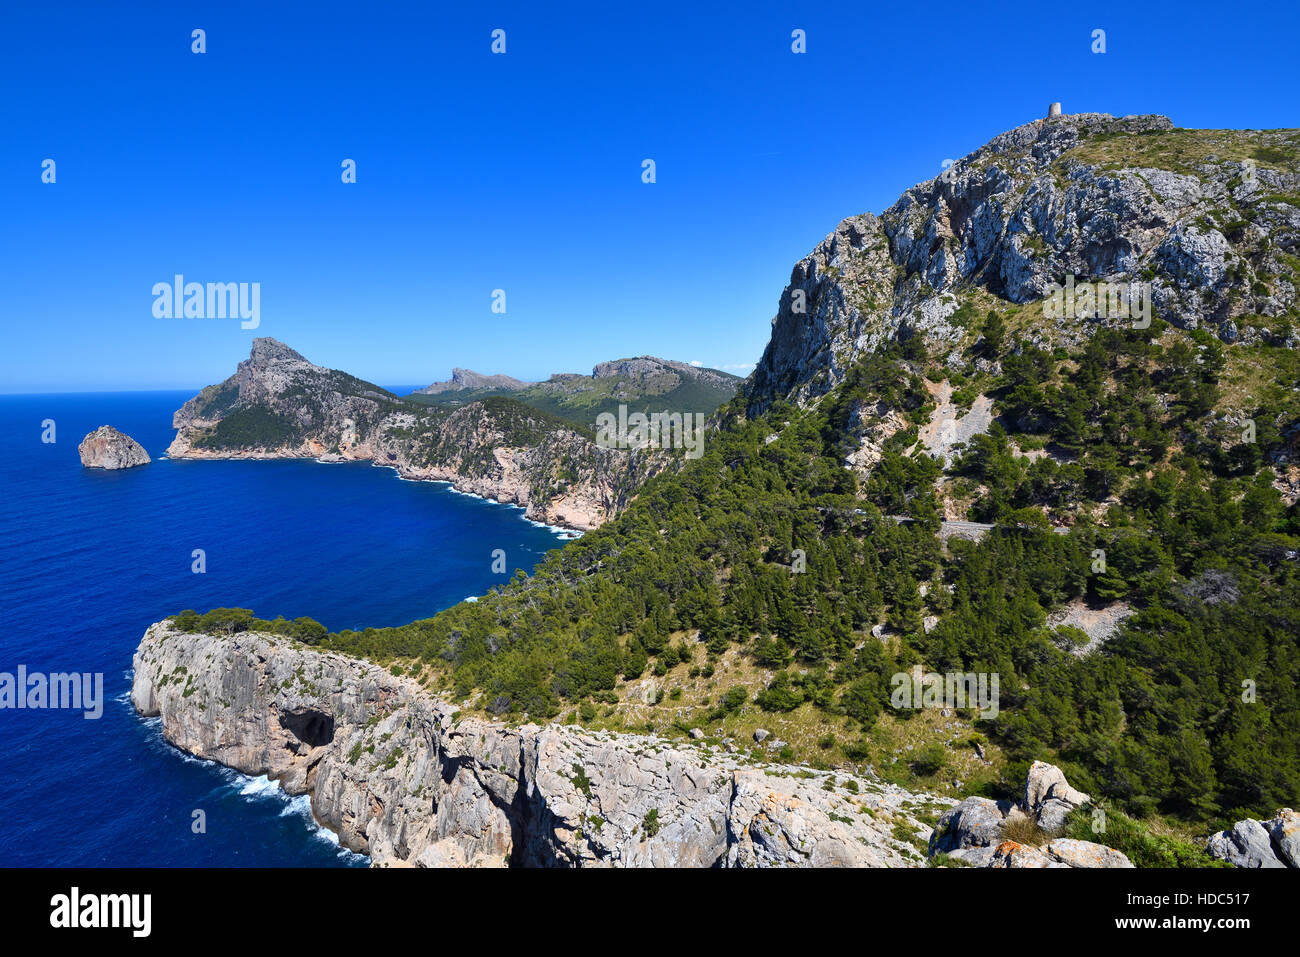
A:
[
  {"xmin": 78, "ymin": 425, "xmax": 150, "ymax": 470},
  {"xmin": 132, "ymin": 622, "xmax": 950, "ymax": 868}
]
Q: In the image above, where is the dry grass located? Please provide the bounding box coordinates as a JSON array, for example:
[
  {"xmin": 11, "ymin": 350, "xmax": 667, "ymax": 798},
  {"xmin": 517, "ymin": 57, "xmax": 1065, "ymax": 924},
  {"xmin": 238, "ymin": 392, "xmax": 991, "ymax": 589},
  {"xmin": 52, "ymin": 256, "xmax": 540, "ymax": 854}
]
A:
[
  {"xmin": 1058, "ymin": 128, "xmax": 1300, "ymax": 177},
  {"xmin": 1001, "ymin": 813, "xmax": 1054, "ymax": 847}
]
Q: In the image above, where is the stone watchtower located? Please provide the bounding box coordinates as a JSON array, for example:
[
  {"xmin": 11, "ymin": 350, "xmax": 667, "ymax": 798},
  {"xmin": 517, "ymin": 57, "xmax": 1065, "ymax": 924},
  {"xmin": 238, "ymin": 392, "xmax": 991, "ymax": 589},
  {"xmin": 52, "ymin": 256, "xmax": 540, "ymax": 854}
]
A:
[{"xmin": 1047, "ymin": 102, "xmax": 1062, "ymax": 118}]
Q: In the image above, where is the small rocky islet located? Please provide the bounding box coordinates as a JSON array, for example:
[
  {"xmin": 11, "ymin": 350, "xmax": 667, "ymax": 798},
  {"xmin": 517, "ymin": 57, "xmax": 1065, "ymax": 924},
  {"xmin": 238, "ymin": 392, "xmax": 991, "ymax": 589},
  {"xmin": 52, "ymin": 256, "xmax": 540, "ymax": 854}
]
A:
[{"xmin": 78, "ymin": 425, "xmax": 150, "ymax": 470}]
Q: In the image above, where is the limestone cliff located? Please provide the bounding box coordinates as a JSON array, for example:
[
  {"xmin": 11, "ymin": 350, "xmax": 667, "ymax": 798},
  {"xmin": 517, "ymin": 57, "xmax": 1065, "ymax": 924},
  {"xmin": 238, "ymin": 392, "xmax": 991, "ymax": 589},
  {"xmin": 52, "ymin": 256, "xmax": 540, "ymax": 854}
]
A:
[
  {"xmin": 745, "ymin": 113, "xmax": 1300, "ymax": 413},
  {"xmin": 131, "ymin": 622, "xmax": 949, "ymax": 867}
]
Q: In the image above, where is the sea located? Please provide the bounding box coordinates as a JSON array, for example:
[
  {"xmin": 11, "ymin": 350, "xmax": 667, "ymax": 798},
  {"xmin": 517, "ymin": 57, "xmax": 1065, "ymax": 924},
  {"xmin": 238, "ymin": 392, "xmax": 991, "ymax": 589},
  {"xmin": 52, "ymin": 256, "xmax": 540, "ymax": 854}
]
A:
[{"xmin": 0, "ymin": 390, "xmax": 574, "ymax": 866}]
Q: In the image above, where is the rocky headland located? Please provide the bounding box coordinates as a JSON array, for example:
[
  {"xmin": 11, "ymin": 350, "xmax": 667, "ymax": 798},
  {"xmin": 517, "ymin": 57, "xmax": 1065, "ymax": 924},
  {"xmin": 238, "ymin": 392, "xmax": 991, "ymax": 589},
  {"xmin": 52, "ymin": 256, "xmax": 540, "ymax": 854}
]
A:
[
  {"xmin": 131, "ymin": 622, "xmax": 952, "ymax": 867},
  {"xmin": 165, "ymin": 339, "xmax": 668, "ymax": 531},
  {"xmin": 134, "ymin": 622, "xmax": 1240, "ymax": 869}
]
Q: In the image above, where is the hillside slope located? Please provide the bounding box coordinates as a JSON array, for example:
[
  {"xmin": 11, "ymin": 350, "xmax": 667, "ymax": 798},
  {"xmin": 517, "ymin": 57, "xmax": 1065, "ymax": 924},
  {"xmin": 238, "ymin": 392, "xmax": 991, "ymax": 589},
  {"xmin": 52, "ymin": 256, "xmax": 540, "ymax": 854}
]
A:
[
  {"xmin": 409, "ymin": 355, "xmax": 740, "ymax": 430},
  {"xmin": 163, "ymin": 113, "xmax": 1300, "ymax": 861}
]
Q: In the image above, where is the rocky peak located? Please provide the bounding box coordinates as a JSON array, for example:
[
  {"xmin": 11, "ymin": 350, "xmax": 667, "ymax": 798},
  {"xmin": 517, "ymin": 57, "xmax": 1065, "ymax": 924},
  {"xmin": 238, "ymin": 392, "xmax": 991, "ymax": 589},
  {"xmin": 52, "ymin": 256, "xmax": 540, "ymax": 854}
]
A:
[
  {"xmin": 957, "ymin": 112, "xmax": 1174, "ymax": 171},
  {"xmin": 744, "ymin": 114, "xmax": 1300, "ymax": 412},
  {"xmin": 247, "ymin": 337, "xmax": 308, "ymax": 364},
  {"xmin": 593, "ymin": 356, "xmax": 677, "ymax": 379}
]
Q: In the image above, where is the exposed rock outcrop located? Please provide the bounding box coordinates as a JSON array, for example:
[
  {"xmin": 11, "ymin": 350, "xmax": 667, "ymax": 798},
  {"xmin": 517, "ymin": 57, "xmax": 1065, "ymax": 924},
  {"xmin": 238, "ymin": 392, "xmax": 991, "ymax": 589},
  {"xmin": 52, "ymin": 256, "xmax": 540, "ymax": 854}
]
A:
[
  {"xmin": 131, "ymin": 623, "xmax": 951, "ymax": 867},
  {"xmin": 1207, "ymin": 809, "xmax": 1299, "ymax": 868},
  {"xmin": 1046, "ymin": 599, "xmax": 1133, "ymax": 657},
  {"xmin": 744, "ymin": 113, "xmax": 1300, "ymax": 414},
  {"xmin": 589, "ymin": 356, "xmax": 738, "ymax": 394},
  {"xmin": 915, "ymin": 380, "xmax": 995, "ymax": 465},
  {"xmin": 928, "ymin": 761, "xmax": 1131, "ymax": 867},
  {"xmin": 78, "ymin": 425, "xmax": 150, "ymax": 470}
]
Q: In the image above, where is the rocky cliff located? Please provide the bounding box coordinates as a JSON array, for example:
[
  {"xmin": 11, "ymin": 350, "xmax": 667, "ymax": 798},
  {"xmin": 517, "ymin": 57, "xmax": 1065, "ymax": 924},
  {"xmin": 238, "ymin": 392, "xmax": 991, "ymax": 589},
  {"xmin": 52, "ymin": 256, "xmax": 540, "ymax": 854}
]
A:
[
  {"xmin": 167, "ymin": 339, "xmax": 664, "ymax": 530},
  {"xmin": 78, "ymin": 425, "xmax": 150, "ymax": 469},
  {"xmin": 745, "ymin": 112, "xmax": 1300, "ymax": 412},
  {"xmin": 131, "ymin": 622, "xmax": 949, "ymax": 867}
]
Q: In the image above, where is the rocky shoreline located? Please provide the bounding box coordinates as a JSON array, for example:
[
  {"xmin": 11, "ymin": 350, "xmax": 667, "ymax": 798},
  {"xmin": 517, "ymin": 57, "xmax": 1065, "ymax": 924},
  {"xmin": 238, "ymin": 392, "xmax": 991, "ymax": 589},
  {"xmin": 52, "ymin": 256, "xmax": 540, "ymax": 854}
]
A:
[
  {"xmin": 132, "ymin": 623, "xmax": 1249, "ymax": 869},
  {"xmin": 167, "ymin": 442, "xmax": 599, "ymax": 533},
  {"xmin": 131, "ymin": 622, "xmax": 953, "ymax": 867},
  {"xmin": 163, "ymin": 339, "xmax": 666, "ymax": 532}
]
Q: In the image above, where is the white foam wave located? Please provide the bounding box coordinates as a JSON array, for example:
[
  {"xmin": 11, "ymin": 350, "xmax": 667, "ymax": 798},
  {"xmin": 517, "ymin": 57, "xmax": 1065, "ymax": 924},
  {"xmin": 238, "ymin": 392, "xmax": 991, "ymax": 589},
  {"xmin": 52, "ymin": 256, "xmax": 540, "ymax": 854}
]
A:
[{"xmin": 134, "ymin": 711, "xmax": 370, "ymax": 865}]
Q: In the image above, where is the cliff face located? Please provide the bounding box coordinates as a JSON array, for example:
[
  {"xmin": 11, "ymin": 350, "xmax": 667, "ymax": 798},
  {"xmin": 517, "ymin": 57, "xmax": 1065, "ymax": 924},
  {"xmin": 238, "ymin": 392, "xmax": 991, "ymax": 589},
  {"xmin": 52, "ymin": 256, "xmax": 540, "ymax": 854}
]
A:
[
  {"xmin": 745, "ymin": 113, "xmax": 1300, "ymax": 412},
  {"xmin": 131, "ymin": 623, "xmax": 950, "ymax": 867},
  {"xmin": 167, "ymin": 339, "xmax": 664, "ymax": 530},
  {"xmin": 78, "ymin": 425, "xmax": 151, "ymax": 469}
]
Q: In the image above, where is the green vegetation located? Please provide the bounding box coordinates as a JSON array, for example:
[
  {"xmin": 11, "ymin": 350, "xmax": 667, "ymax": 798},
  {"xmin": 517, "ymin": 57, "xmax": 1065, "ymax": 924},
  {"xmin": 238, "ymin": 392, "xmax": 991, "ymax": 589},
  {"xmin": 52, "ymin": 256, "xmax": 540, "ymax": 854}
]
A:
[
  {"xmin": 641, "ymin": 808, "xmax": 660, "ymax": 838},
  {"xmin": 172, "ymin": 322, "xmax": 1300, "ymax": 828},
  {"xmin": 1060, "ymin": 126, "xmax": 1300, "ymax": 178},
  {"xmin": 406, "ymin": 364, "xmax": 739, "ymax": 432},
  {"xmin": 1061, "ymin": 807, "xmax": 1229, "ymax": 868},
  {"xmin": 194, "ymin": 406, "xmax": 300, "ymax": 450}
]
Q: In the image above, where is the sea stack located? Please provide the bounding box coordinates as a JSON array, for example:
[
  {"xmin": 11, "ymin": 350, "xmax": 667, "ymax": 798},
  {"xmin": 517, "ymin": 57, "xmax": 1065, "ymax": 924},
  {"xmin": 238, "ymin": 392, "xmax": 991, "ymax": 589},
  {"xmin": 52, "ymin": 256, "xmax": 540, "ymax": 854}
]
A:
[{"xmin": 78, "ymin": 425, "xmax": 151, "ymax": 470}]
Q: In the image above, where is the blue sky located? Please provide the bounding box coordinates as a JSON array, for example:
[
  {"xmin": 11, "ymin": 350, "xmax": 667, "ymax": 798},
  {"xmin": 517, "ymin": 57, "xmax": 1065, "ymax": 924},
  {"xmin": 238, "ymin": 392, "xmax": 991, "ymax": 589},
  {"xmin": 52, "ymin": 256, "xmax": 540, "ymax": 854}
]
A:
[{"xmin": 3, "ymin": 0, "xmax": 1298, "ymax": 392}]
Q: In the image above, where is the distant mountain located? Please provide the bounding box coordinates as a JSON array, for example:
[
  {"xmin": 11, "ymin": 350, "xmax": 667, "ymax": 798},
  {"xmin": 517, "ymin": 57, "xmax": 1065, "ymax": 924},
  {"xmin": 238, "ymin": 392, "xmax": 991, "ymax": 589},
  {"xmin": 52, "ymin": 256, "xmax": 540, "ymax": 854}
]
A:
[
  {"xmin": 166, "ymin": 338, "xmax": 668, "ymax": 530},
  {"xmin": 414, "ymin": 368, "xmax": 532, "ymax": 395},
  {"xmin": 408, "ymin": 355, "xmax": 741, "ymax": 429}
]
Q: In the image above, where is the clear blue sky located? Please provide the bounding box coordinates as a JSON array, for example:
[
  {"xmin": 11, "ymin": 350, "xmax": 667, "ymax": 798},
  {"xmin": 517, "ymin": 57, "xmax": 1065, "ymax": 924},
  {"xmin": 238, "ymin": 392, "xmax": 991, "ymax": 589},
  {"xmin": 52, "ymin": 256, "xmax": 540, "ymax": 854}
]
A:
[{"xmin": 3, "ymin": 0, "xmax": 1297, "ymax": 392}]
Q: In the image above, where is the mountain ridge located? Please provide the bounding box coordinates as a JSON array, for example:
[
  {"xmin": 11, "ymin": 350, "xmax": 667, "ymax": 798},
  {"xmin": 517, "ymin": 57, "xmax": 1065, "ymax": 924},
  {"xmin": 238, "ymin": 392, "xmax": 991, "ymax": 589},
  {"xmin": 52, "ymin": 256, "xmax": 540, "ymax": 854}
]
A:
[
  {"xmin": 151, "ymin": 113, "xmax": 1300, "ymax": 865},
  {"xmin": 166, "ymin": 338, "xmax": 673, "ymax": 530},
  {"xmin": 407, "ymin": 354, "xmax": 740, "ymax": 431}
]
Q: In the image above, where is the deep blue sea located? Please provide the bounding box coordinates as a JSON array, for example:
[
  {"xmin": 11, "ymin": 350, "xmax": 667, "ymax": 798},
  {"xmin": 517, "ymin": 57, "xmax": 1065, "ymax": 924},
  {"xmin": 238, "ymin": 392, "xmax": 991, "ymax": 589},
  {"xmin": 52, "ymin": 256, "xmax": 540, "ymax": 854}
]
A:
[{"xmin": 0, "ymin": 390, "xmax": 572, "ymax": 866}]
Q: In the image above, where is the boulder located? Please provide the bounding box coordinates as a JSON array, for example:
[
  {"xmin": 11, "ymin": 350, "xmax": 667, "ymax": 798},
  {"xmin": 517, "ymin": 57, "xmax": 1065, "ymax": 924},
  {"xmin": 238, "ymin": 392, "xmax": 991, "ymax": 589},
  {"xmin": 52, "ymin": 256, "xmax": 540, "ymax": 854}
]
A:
[
  {"xmin": 986, "ymin": 841, "xmax": 1067, "ymax": 868},
  {"xmin": 927, "ymin": 761, "xmax": 1129, "ymax": 869},
  {"xmin": 1024, "ymin": 760, "xmax": 1090, "ymax": 812},
  {"xmin": 1036, "ymin": 797, "xmax": 1077, "ymax": 832},
  {"xmin": 1206, "ymin": 820, "xmax": 1286, "ymax": 868},
  {"xmin": 929, "ymin": 797, "xmax": 1015, "ymax": 854},
  {"xmin": 1045, "ymin": 838, "xmax": 1134, "ymax": 869},
  {"xmin": 1264, "ymin": 809, "xmax": 1300, "ymax": 867},
  {"xmin": 940, "ymin": 846, "xmax": 998, "ymax": 867}
]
